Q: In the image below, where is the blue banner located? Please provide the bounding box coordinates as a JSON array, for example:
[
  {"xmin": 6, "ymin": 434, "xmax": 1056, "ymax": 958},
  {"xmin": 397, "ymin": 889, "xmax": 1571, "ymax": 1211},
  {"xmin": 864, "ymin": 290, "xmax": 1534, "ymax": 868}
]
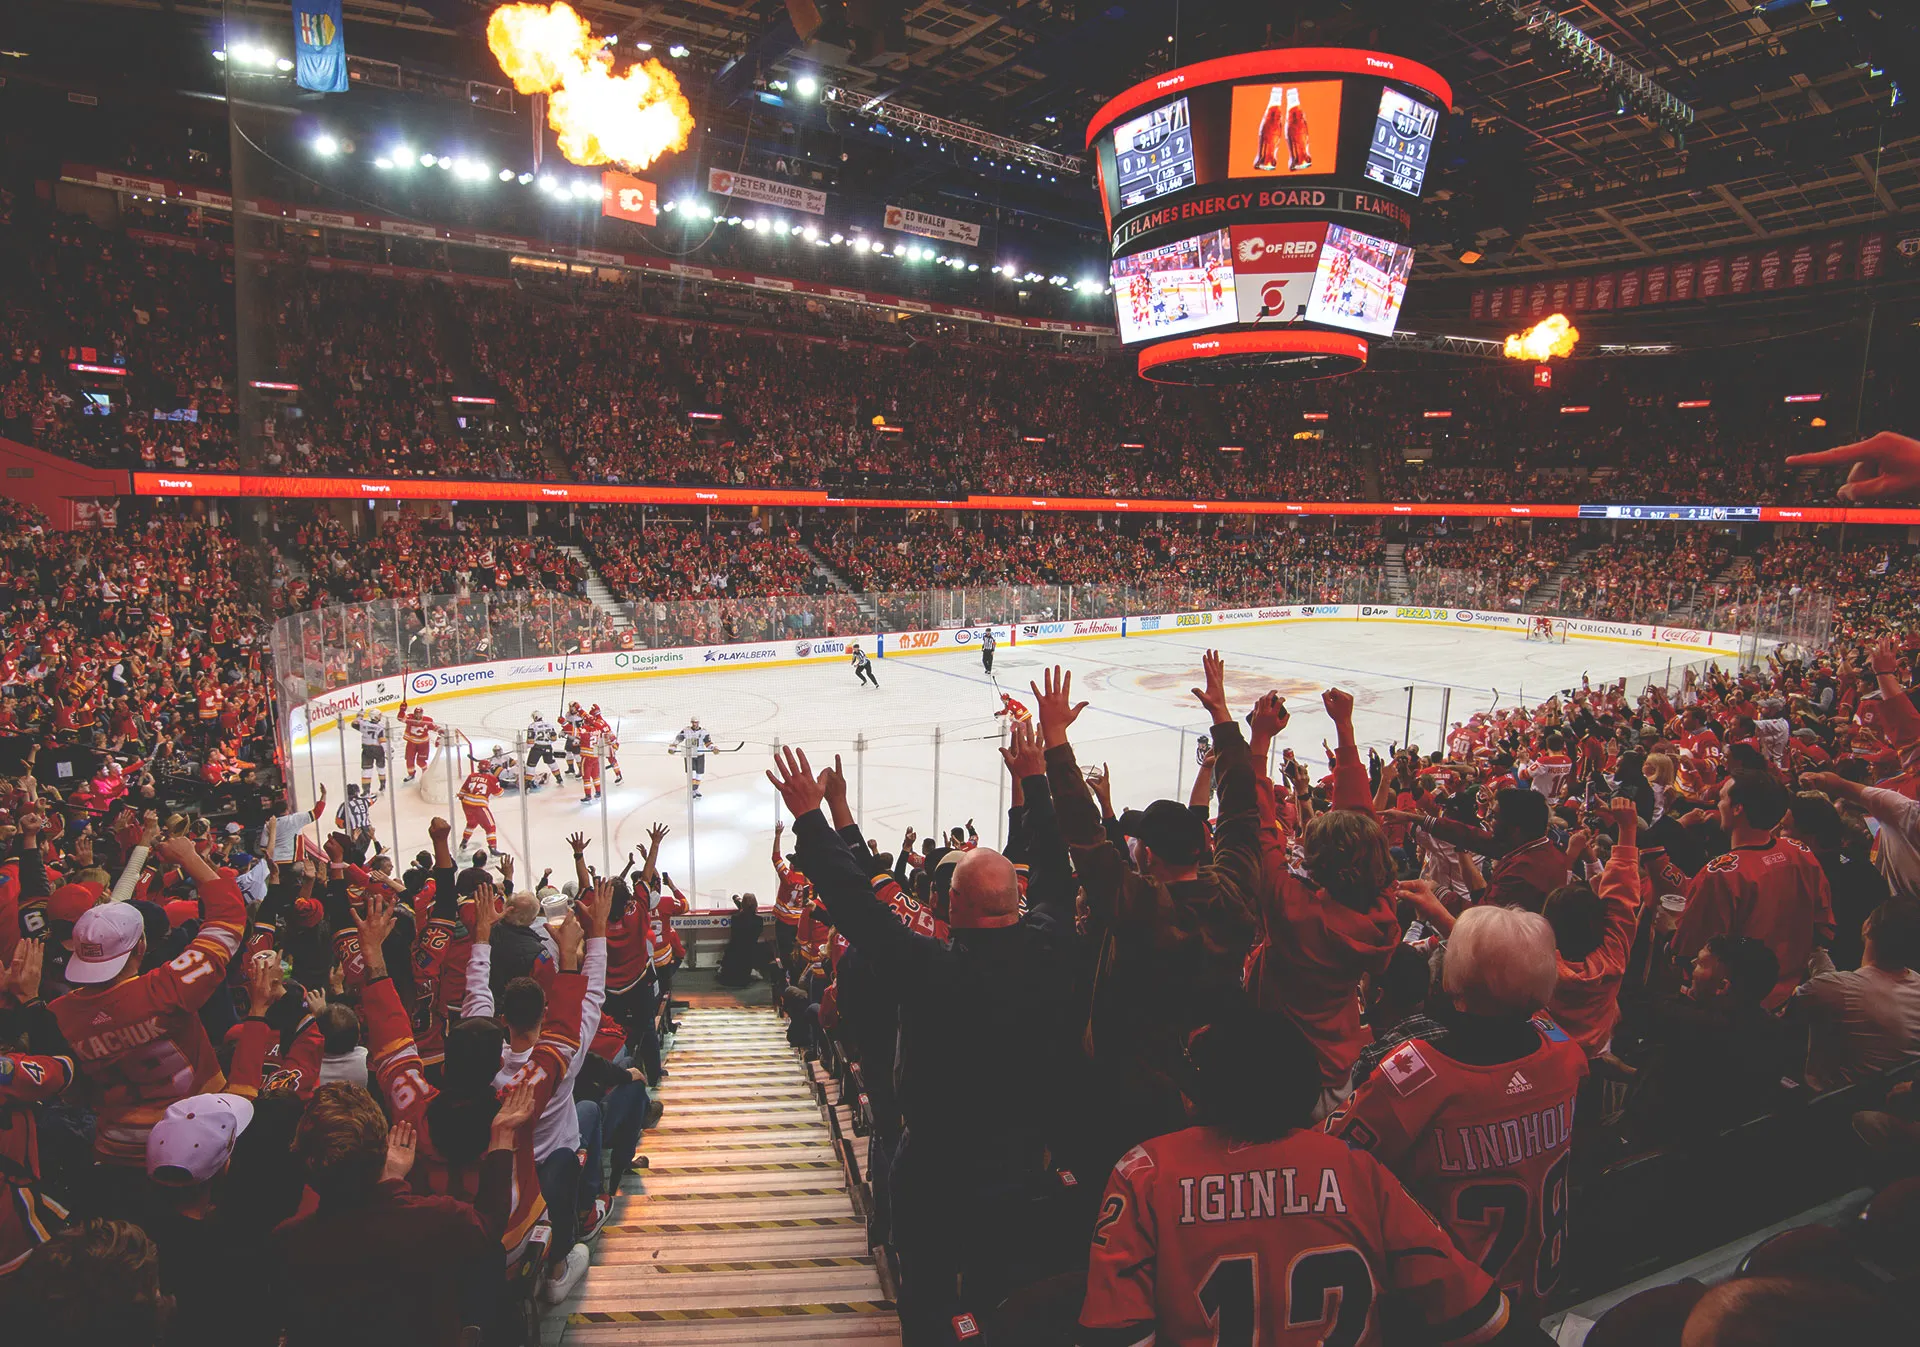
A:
[{"xmin": 293, "ymin": 1, "xmax": 348, "ymax": 94}]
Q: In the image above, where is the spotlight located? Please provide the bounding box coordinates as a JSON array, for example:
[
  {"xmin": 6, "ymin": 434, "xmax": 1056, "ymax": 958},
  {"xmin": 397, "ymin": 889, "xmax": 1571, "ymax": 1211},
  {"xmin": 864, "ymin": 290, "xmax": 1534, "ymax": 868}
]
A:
[
  {"xmin": 374, "ymin": 158, "xmax": 393, "ymax": 170},
  {"xmin": 967, "ymin": 263, "xmax": 979, "ymax": 271},
  {"xmin": 276, "ymin": 58, "xmax": 294, "ymax": 72},
  {"xmin": 517, "ymin": 173, "xmax": 534, "ymax": 185},
  {"xmin": 830, "ymin": 232, "xmax": 844, "ymax": 244},
  {"xmin": 212, "ymin": 50, "xmax": 227, "ymax": 61},
  {"xmin": 571, "ymin": 180, "xmax": 595, "ymax": 198},
  {"xmin": 313, "ymin": 135, "xmax": 338, "ymax": 156},
  {"xmin": 421, "ymin": 153, "xmax": 438, "ymax": 167},
  {"xmin": 795, "ymin": 75, "xmax": 818, "ymax": 97},
  {"xmin": 498, "ymin": 168, "xmax": 515, "ymax": 182},
  {"xmin": 802, "ymin": 226, "xmax": 818, "ymax": 241},
  {"xmin": 635, "ymin": 41, "xmax": 652, "ymax": 52},
  {"xmin": 669, "ymin": 44, "xmax": 689, "ymax": 58},
  {"xmin": 436, "ymin": 156, "xmax": 452, "ymax": 170}
]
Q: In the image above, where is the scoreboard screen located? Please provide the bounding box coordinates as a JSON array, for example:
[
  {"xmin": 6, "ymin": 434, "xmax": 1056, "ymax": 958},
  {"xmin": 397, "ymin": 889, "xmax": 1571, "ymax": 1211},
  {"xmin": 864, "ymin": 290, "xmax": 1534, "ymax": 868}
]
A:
[
  {"xmin": 1087, "ymin": 49, "xmax": 1452, "ymax": 382},
  {"xmin": 1112, "ymin": 97, "xmax": 1197, "ymax": 208}
]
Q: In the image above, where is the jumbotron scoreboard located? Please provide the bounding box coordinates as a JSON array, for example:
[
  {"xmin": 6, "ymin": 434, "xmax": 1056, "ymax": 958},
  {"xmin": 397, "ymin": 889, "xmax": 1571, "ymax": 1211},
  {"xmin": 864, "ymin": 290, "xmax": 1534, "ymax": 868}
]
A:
[{"xmin": 1086, "ymin": 50, "xmax": 1452, "ymax": 384}]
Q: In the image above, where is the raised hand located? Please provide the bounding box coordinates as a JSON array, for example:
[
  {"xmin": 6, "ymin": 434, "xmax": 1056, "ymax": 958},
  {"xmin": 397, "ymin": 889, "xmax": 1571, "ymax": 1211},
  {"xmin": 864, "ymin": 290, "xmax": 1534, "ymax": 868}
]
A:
[
  {"xmin": 1191, "ymin": 649, "xmax": 1229, "ymax": 724},
  {"xmin": 1, "ymin": 937, "xmax": 44, "ymax": 1004},
  {"xmin": 766, "ymin": 745, "xmax": 827, "ymax": 817},
  {"xmin": 1786, "ymin": 430, "xmax": 1920, "ymax": 503},
  {"xmin": 470, "ymin": 882, "xmax": 502, "ymax": 944},
  {"xmin": 355, "ymin": 888, "xmax": 397, "ymax": 974},
  {"xmin": 647, "ymin": 822, "xmax": 670, "ymax": 849},
  {"xmin": 1322, "ymin": 686, "xmax": 1355, "ymax": 725},
  {"xmin": 821, "ymin": 755, "xmax": 849, "ymax": 809},
  {"xmin": 1608, "ymin": 796, "xmax": 1640, "ymax": 845},
  {"xmin": 246, "ymin": 951, "xmax": 286, "ymax": 1017},
  {"xmin": 999, "ymin": 719, "xmax": 1046, "ymax": 779},
  {"xmin": 491, "ymin": 1082, "xmax": 538, "ymax": 1144},
  {"xmin": 1249, "ymin": 691, "xmax": 1290, "ymax": 741},
  {"xmin": 553, "ymin": 912, "xmax": 585, "ymax": 971},
  {"xmin": 428, "ymin": 816, "xmax": 451, "ymax": 845},
  {"xmin": 567, "ymin": 832, "xmax": 589, "ymax": 856},
  {"xmin": 1031, "ymin": 666, "xmax": 1089, "ymax": 748},
  {"xmin": 383, "ymin": 1120, "xmax": 418, "ymax": 1182}
]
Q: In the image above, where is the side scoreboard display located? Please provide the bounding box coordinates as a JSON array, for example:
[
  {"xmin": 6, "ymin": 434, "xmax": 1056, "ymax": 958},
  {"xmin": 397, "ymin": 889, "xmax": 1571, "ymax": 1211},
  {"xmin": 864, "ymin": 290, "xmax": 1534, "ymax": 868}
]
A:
[{"xmin": 1087, "ymin": 49, "xmax": 1452, "ymax": 384}]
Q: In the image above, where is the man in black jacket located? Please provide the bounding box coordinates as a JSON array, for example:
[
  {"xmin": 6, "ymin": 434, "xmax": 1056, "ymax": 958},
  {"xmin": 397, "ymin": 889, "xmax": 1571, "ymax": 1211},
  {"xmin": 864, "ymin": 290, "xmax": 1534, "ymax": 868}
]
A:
[{"xmin": 767, "ymin": 724, "xmax": 1076, "ymax": 1342}]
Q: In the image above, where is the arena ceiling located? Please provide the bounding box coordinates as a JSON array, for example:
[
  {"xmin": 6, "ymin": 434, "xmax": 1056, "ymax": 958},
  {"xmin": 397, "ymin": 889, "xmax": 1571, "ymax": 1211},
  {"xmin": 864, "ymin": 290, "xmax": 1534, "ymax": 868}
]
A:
[{"xmin": 41, "ymin": 1, "xmax": 1920, "ymax": 286}]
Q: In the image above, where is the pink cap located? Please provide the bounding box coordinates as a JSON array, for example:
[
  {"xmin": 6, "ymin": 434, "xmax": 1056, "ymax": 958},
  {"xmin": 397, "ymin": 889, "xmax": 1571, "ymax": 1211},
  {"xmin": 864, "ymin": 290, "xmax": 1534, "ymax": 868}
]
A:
[
  {"xmin": 66, "ymin": 903, "xmax": 147, "ymax": 983},
  {"xmin": 146, "ymin": 1093, "xmax": 254, "ymax": 1185}
]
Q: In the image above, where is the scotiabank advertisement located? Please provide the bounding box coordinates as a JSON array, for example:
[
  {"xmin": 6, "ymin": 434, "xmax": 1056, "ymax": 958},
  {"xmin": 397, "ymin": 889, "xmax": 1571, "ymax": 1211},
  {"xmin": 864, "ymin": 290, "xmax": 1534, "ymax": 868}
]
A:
[{"xmin": 1229, "ymin": 223, "xmax": 1327, "ymax": 324}]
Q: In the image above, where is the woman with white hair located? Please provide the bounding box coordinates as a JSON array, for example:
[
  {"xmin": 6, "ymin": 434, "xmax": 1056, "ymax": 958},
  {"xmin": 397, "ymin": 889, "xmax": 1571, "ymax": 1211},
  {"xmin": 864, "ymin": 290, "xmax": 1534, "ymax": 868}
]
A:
[{"xmin": 1327, "ymin": 904, "xmax": 1589, "ymax": 1322}]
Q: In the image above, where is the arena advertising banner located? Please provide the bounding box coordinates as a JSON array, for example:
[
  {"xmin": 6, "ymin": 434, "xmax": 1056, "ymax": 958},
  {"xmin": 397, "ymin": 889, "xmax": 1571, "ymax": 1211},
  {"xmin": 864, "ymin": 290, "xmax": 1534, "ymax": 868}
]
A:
[
  {"xmin": 706, "ymin": 169, "xmax": 827, "ymax": 215},
  {"xmin": 293, "ymin": 1, "xmax": 349, "ymax": 94},
  {"xmin": 1229, "ymin": 223, "xmax": 1325, "ymax": 324},
  {"xmin": 287, "ymin": 604, "xmax": 1752, "ymax": 750},
  {"xmin": 63, "ymin": 164, "xmax": 1114, "ymax": 338},
  {"xmin": 883, "ymin": 205, "xmax": 981, "ymax": 247}
]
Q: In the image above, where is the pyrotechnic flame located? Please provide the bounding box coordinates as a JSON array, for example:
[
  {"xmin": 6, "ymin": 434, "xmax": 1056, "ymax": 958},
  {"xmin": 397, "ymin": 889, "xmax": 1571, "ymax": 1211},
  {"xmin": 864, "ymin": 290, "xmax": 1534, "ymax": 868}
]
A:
[
  {"xmin": 487, "ymin": 2, "xmax": 694, "ymax": 171},
  {"xmin": 1503, "ymin": 313, "xmax": 1580, "ymax": 361}
]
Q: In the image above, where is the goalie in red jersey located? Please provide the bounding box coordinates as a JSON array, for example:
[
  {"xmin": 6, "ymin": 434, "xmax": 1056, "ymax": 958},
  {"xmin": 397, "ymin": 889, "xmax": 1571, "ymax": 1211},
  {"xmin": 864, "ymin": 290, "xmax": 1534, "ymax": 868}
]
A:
[{"xmin": 1081, "ymin": 1007, "xmax": 1513, "ymax": 1347}]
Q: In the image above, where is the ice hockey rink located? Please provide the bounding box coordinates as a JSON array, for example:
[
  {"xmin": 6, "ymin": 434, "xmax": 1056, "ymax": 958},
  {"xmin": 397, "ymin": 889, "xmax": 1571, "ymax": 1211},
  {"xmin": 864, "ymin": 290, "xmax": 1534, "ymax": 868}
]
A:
[{"xmin": 287, "ymin": 621, "xmax": 1701, "ymax": 912}]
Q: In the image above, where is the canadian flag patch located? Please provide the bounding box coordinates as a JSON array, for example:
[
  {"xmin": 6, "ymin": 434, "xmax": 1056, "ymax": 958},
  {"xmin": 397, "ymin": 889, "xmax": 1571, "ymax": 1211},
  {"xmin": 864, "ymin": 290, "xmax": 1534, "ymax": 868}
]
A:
[{"xmin": 1381, "ymin": 1041, "xmax": 1436, "ymax": 1097}]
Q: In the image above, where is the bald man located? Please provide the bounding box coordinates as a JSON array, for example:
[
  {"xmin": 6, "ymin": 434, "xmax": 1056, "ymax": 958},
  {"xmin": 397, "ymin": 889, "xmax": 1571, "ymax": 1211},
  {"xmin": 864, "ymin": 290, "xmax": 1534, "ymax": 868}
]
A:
[{"xmin": 767, "ymin": 739, "xmax": 1077, "ymax": 1342}]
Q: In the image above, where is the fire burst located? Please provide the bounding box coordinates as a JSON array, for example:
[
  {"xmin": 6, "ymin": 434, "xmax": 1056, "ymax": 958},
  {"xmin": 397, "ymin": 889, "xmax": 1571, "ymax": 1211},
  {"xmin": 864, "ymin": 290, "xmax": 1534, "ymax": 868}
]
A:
[
  {"xmin": 488, "ymin": 2, "xmax": 694, "ymax": 171},
  {"xmin": 1503, "ymin": 313, "xmax": 1580, "ymax": 362}
]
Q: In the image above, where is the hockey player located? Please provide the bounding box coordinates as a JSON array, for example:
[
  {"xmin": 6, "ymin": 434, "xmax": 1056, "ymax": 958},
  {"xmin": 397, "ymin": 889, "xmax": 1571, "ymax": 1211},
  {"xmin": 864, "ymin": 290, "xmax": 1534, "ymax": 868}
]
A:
[
  {"xmin": 586, "ymin": 704, "xmax": 623, "ymax": 784},
  {"xmin": 579, "ymin": 729, "xmax": 604, "ymax": 802},
  {"xmin": 457, "ymin": 758, "xmax": 505, "ymax": 853},
  {"xmin": 672, "ymin": 717, "xmax": 714, "ymax": 798},
  {"xmin": 850, "ymin": 644, "xmax": 877, "ymax": 688},
  {"xmin": 351, "ymin": 707, "xmax": 389, "ymax": 792},
  {"xmin": 401, "ymin": 703, "xmax": 435, "ymax": 781},
  {"xmin": 526, "ymin": 710, "xmax": 561, "ymax": 785},
  {"xmin": 562, "ymin": 701, "xmax": 587, "ymax": 778}
]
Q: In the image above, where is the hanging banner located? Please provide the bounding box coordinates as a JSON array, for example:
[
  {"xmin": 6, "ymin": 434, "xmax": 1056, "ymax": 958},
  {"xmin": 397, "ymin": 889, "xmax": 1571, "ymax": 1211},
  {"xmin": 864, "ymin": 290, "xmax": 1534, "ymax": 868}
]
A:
[
  {"xmin": 707, "ymin": 168, "xmax": 827, "ymax": 215},
  {"xmin": 600, "ymin": 171, "xmax": 658, "ymax": 226},
  {"xmin": 883, "ymin": 204, "xmax": 981, "ymax": 247},
  {"xmin": 292, "ymin": 1, "xmax": 348, "ymax": 94}
]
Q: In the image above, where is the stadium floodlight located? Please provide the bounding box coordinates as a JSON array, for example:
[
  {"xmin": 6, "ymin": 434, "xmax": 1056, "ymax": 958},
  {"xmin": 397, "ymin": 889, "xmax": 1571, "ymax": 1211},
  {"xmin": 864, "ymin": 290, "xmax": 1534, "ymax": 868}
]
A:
[
  {"xmin": 571, "ymin": 180, "xmax": 595, "ymax": 198},
  {"xmin": 420, "ymin": 153, "xmax": 438, "ymax": 168},
  {"xmin": 517, "ymin": 173, "xmax": 533, "ymax": 185},
  {"xmin": 436, "ymin": 156, "xmax": 452, "ymax": 170},
  {"xmin": 212, "ymin": 50, "xmax": 227, "ymax": 61},
  {"xmin": 374, "ymin": 157, "xmax": 393, "ymax": 170},
  {"xmin": 635, "ymin": 41, "xmax": 652, "ymax": 51},
  {"xmin": 802, "ymin": 226, "xmax": 818, "ymax": 241},
  {"xmin": 830, "ymin": 232, "xmax": 844, "ymax": 244},
  {"xmin": 669, "ymin": 44, "xmax": 690, "ymax": 58},
  {"xmin": 313, "ymin": 135, "xmax": 339, "ymax": 156},
  {"xmin": 275, "ymin": 58, "xmax": 294, "ymax": 72},
  {"xmin": 795, "ymin": 76, "xmax": 818, "ymax": 97},
  {"xmin": 498, "ymin": 168, "xmax": 515, "ymax": 182},
  {"xmin": 968, "ymin": 263, "xmax": 979, "ymax": 271}
]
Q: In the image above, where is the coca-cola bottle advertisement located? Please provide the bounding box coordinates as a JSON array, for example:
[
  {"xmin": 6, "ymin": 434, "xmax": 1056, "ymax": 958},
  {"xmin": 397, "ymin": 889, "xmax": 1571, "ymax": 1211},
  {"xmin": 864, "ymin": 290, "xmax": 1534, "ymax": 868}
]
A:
[{"xmin": 1233, "ymin": 80, "xmax": 1341, "ymax": 177}]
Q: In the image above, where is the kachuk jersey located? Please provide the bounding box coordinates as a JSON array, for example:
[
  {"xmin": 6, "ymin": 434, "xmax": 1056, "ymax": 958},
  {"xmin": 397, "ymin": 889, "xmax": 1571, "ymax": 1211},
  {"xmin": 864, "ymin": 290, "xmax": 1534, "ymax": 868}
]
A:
[
  {"xmin": 50, "ymin": 875, "xmax": 249, "ymax": 1165},
  {"xmin": 1326, "ymin": 1016, "xmax": 1588, "ymax": 1314},
  {"xmin": 1079, "ymin": 1125, "xmax": 1508, "ymax": 1347}
]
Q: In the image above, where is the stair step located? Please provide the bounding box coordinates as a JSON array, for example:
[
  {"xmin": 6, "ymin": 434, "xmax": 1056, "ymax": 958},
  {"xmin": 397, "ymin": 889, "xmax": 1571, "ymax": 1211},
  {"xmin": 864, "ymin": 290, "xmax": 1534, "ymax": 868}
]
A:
[
  {"xmin": 566, "ymin": 1307, "xmax": 900, "ymax": 1344},
  {"xmin": 645, "ymin": 1143, "xmax": 839, "ymax": 1168},
  {"xmin": 597, "ymin": 1229, "xmax": 873, "ymax": 1263},
  {"xmin": 614, "ymin": 1192, "xmax": 854, "ymax": 1223}
]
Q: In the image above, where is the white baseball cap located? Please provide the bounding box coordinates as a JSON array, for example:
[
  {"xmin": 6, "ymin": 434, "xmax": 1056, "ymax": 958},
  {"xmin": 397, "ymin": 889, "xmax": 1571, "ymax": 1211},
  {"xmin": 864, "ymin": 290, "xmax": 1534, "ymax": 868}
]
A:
[
  {"xmin": 146, "ymin": 1093, "xmax": 255, "ymax": 1185},
  {"xmin": 66, "ymin": 903, "xmax": 147, "ymax": 984}
]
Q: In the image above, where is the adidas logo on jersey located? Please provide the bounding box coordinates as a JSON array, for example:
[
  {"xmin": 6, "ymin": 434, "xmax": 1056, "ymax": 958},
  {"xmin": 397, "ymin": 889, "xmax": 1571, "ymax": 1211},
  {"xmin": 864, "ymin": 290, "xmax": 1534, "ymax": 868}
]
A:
[
  {"xmin": 92, "ymin": 1011, "xmax": 113, "ymax": 1026},
  {"xmin": 1506, "ymin": 1070, "xmax": 1533, "ymax": 1095}
]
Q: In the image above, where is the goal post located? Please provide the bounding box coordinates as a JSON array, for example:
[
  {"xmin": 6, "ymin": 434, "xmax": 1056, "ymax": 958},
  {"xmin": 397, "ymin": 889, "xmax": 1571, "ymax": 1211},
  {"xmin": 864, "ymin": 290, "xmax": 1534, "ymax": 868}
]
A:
[{"xmin": 1523, "ymin": 617, "xmax": 1569, "ymax": 643}]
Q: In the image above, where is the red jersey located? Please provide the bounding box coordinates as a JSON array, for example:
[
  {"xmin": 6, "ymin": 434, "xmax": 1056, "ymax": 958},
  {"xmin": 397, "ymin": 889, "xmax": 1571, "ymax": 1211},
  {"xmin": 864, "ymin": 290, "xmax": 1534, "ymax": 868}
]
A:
[
  {"xmin": 772, "ymin": 855, "xmax": 810, "ymax": 926},
  {"xmin": 365, "ymin": 969, "xmax": 585, "ymax": 1260},
  {"xmin": 404, "ymin": 714, "xmax": 434, "ymax": 746},
  {"xmin": 51, "ymin": 876, "xmax": 248, "ymax": 1165},
  {"xmin": 1080, "ymin": 1125, "xmax": 1508, "ymax": 1347},
  {"xmin": 458, "ymin": 770, "xmax": 503, "ymax": 808},
  {"xmin": 1326, "ymin": 1016, "xmax": 1588, "ymax": 1317},
  {"xmin": 648, "ymin": 885, "xmax": 689, "ymax": 969},
  {"xmin": 0, "ymin": 1050, "xmax": 75, "ymax": 1273},
  {"xmin": 1676, "ymin": 837, "xmax": 1835, "ymax": 1009},
  {"xmin": 605, "ymin": 902, "xmax": 652, "ymax": 993}
]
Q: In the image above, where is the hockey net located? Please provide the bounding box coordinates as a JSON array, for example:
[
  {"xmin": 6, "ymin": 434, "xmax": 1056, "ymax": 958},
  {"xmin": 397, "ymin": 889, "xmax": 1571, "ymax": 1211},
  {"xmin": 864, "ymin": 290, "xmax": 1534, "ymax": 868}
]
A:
[
  {"xmin": 1523, "ymin": 618, "xmax": 1570, "ymax": 644},
  {"xmin": 415, "ymin": 728, "xmax": 473, "ymax": 807}
]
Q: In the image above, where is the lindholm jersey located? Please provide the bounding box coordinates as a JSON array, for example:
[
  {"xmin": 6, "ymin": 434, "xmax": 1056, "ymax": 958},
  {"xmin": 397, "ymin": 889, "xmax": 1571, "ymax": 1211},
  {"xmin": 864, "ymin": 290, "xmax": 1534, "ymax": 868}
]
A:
[
  {"xmin": 1326, "ymin": 1016, "xmax": 1588, "ymax": 1316},
  {"xmin": 1079, "ymin": 1125, "xmax": 1508, "ymax": 1347}
]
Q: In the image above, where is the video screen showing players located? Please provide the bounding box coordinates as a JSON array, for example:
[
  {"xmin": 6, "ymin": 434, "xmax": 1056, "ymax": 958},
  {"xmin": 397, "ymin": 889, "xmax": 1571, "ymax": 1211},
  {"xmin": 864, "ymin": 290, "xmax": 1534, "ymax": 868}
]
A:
[
  {"xmin": 1306, "ymin": 223, "xmax": 1414, "ymax": 336},
  {"xmin": 1112, "ymin": 97, "xmax": 1197, "ymax": 209},
  {"xmin": 1364, "ymin": 86, "xmax": 1440, "ymax": 196},
  {"xmin": 1110, "ymin": 227, "xmax": 1237, "ymax": 344}
]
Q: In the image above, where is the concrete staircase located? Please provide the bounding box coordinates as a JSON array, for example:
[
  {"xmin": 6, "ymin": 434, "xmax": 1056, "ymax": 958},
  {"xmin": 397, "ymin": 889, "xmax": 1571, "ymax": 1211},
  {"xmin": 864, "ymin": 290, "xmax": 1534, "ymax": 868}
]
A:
[
  {"xmin": 1525, "ymin": 546, "xmax": 1598, "ymax": 614},
  {"xmin": 565, "ymin": 1007, "xmax": 899, "ymax": 1345},
  {"xmin": 561, "ymin": 545, "xmax": 634, "ymax": 633},
  {"xmin": 798, "ymin": 542, "xmax": 877, "ymax": 626},
  {"xmin": 1382, "ymin": 542, "xmax": 1411, "ymax": 602}
]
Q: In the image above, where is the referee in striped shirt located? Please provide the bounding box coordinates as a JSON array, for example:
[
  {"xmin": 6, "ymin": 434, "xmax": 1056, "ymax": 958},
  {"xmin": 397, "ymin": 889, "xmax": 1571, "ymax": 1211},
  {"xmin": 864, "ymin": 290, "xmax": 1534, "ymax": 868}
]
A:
[{"xmin": 335, "ymin": 784, "xmax": 376, "ymax": 859}]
